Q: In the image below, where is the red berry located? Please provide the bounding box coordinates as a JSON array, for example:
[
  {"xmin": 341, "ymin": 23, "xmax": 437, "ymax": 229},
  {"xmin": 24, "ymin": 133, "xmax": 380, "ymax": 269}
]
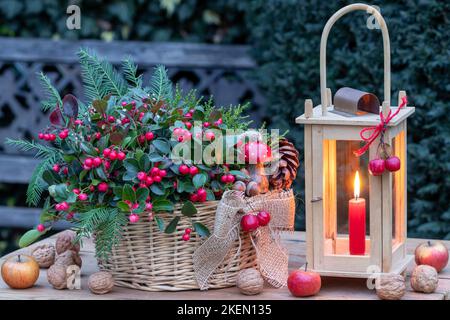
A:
[
  {"xmin": 185, "ymin": 122, "xmax": 192, "ymax": 129},
  {"xmin": 205, "ymin": 131, "xmax": 215, "ymax": 141},
  {"xmin": 121, "ymin": 118, "xmax": 130, "ymax": 125},
  {"xmin": 49, "ymin": 134, "xmax": 56, "ymax": 141},
  {"xmin": 159, "ymin": 169, "xmax": 167, "ymax": 177},
  {"xmin": 145, "ymin": 132, "xmax": 154, "ymax": 141},
  {"xmin": 78, "ymin": 193, "xmax": 88, "ymax": 201},
  {"xmin": 189, "ymin": 193, "xmax": 199, "ymax": 202},
  {"xmin": 220, "ymin": 175, "xmax": 228, "ymax": 183},
  {"xmin": 103, "ymin": 160, "xmax": 111, "ymax": 170},
  {"xmin": 214, "ymin": 118, "xmax": 223, "ymax": 126},
  {"xmin": 89, "ymin": 185, "xmax": 95, "ymax": 192},
  {"xmin": 145, "ymin": 202, "xmax": 153, "ymax": 211},
  {"xmin": 103, "ymin": 148, "xmax": 111, "ymax": 157},
  {"xmin": 240, "ymin": 214, "xmax": 259, "ymax": 232},
  {"xmin": 138, "ymin": 135, "xmax": 146, "ymax": 144},
  {"xmin": 179, "ymin": 165, "xmax": 189, "ymax": 175},
  {"xmin": 43, "ymin": 133, "xmax": 50, "ymax": 141},
  {"xmin": 197, "ymin": 188, "xmax": 207, "ymax": 198},
  {"xmin": 37, "ymin": 224, "xmax": 45, "ymax": 233},
  {"xmin": 74, "ymin": 119, "xmax": 83, "ymax": 125},
  {"xmin": 109, "ymin": 151, "xmax": 118, "ymax": 160},
  {"xmin": 182, "ymin": 234, "xmax": 190, "ymax": 241},
  {"xmin": 153, "ymin": 175, "xmax": 162, "ymax": 183},
  {"xmin": 59, "ymin": 131, "xmax": 68, "ymax": 139},
  {"xmin": 129, "ymin": 214, "xmax": 140, "ymax": 223},
  {"xmin": 121, "ymin": 101, "xmax": 127, "ymax": 107},
  {"xmin": 203, "ymin": 122, "xmax": 210, "ymax": 128},
  {"xmin": 73, "ymin": 188, "xmax": 80, "ymax": 195},
  {"xmin": 185, "ymin": 228, "xmax": 192, "ymax": 234},
  {"xmin": 93, "ymin": 157, "xmax": 102, "ymax": 167},
  {"xmin": 257, "ymin": 211, "xmax": 271, "ymax": 226},
  {"xmin": 150, "ymin": 167, "xmax": 160, "ymax": 177},
  {"xmin": 145, "ymin": 176, "xmax": 154, "ymax": 186},
  {"xmin": 63, "ymin": 167, "xmax": 68, "ymax": 175},
  {"xmin": 107, "ymin": 115, "xmax": 115, "ymax": 123},
  {"xmin": 52, "ymin": 164, "xmax": 60, "ymax": 172},
  {"xmin": 137, "ymin": 172, "xmax": 147, "ymax": 181},
  {"xmin": 98, "ymin": 182, "xmax": 108, "ymax": 193},
  {"xmin": 117, "ymin": 151, "xmax": 126, "ymax": 161},
  {"xmin": 84, "ymin": 158, "xmax": 93, "ymax": 167},
  {"xmin": 38, "ymin": 133, "xmax": 44, "ymax": 139},
  {"xmin": 189, "ymin": 166, "xmax": 199, "ymax": 176},
  {"xmin": 369, "ymin": 158, "xmax": 385, "ymax": 176},
  {"xmin": 226, "ymin": 174, "xmax": 235, "ymax": 184},
  {"xmin": 385, "ymin": 156, "xmax": 401, "ymax": 172}
]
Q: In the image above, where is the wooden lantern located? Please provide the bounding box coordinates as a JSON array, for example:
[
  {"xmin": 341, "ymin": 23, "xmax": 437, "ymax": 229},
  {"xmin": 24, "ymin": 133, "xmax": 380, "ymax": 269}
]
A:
[{"xmin": 296, "ymin": 4, "xmax": 415, "ymax": 278}]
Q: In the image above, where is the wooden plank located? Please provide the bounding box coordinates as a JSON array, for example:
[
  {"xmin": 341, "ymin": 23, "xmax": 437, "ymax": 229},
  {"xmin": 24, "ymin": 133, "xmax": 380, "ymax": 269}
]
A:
[
  {"xmin": 303, "ymin": 125, "xmax": 314, "ymax": 267},
  {"xmin": 0, "ymin": 232, "xmax": 448, "ymax": 300},
  {"xmin": 382, "ymin": 129, "xmax": 393, "ymax": 272},
  {"xmin": 312, "ymin": 125, "xmax": 324, "ymax": 270},
  {"xmin": 0, "ymin": 206, "xmax": 71, "ymax": 230},
  {"xmin": 0, "ymin": 155, "xmax": 39, "ymax": 183},
  {"xmin": 0, "ymin": 37, "xmax": 255, "ymax": 69},
  {"xmin": 295, "ymin": 105, "xmax": 415, "ymax": 127}
]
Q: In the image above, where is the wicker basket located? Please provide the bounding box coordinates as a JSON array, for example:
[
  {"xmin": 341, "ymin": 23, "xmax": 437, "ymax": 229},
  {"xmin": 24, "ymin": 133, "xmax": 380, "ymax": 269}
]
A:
[{"xmin": 96, "ymin": 201, "xmax": 257, "ymax": 291}]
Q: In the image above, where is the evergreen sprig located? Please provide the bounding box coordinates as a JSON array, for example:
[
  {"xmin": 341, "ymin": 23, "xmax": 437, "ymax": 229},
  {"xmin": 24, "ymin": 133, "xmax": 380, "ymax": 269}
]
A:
[
  {"xmin": 78, "ymin": 48, "xmax": 128, "ymax": 98},
  {"xmin": 37, "ymin": 72, "xmax": 63, "ymax": 112},
  {"xmin": 122, "ymin": 56, "xmax": 142, "ymax": 88},
  {"xmin": 75, "ymin": 207, "xmax": 127, "ymax": 258},
  {"xmin": 150, "ymin": 65, "xmax": 173, "ymax": 102}
]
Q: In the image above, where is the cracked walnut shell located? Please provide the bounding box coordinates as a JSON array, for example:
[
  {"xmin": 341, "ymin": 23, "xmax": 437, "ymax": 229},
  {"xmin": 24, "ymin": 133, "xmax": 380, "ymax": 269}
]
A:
[
  {"xmin": 55, "ymin": 250, "xmax": 82, "ymax": 269},
  {"xmin": 410, "ymin": 265, "xmax": 439, "ymax": 293},
  {"xmin": 236, "ymin": 268, "xmax": 264, "ymax": 295},
  {"xmin": 55, "ymin": 230, "xmax": 80, "ymax": 255},
  {"xmin": 88, "ymin": 271, "xmax": 114, "ymax": 294},
  {"xmin": 31, "ymin": 244, "xmax": 55, "ymax": 268},
  {"xmin": 375, "ymin": 273, "xmax": 406, "ymax": 300}
]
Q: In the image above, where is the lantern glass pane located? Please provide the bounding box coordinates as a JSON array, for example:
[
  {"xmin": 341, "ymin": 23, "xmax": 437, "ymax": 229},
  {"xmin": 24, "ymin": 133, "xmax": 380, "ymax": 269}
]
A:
[
  {"xmin": 323, "ymin": 140, "xmax": 370, "ymax": 256},
  {"xmin": 392, "ymin": 131, "xmax": 406, "ymax": 246}
]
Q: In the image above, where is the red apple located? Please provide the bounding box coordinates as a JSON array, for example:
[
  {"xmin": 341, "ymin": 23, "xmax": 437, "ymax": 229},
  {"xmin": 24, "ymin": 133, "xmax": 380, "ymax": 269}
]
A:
[
  {"xmin": 369, "ymin": 158, "xmax": 385, "ymax": 176},
  {"xmin": 415, "ymin": 241, "xmax": 449, "ymax": 272},
  {"xmin": 240, "ymin": 214, "xmax": 259, "ymax": 232},
  {"xmin": 385, "ymin": 156, "xmax": 401, "ymax": 172},
  {"xmin": 287, "ymin": 265, "xmax": 321, "ymax": 297}
]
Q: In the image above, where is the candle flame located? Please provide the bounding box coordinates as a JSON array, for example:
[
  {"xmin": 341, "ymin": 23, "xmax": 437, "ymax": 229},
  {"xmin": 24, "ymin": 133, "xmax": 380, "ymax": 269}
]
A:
[{"xmin": 354, "ymin": 171, "xmax": 360, "ymax": 199}]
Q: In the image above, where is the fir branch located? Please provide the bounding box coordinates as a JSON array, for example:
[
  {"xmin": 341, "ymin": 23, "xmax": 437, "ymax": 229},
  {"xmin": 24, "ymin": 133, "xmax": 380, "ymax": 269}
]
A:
[
  {"xmin": 37, "ymin": 72, "xmax": 62, "ymax": 112},
  {"xmin": 79, "ymin": 59, "xmax": 106, "ymax": 102},
  {"xmin": 5, "ymin": 139, "xmax": 60, "ymax": 159},
  {"xmin": 26, "ymin": 159, "xmax": 51, "ymax": 206},
  {"xmin": 122, "ymin": 56, "xmax": 142, "ymax": 88},
  {"xmin": 220, "ymin": 102, "xmax": 253, "ymax": 130},
  {"xmin": 77, "ymin": 48, "xmax": 127, "ymax": 97},
  {"xmin": 150, "ymin": 65, "xmax": 173, "ymax": 102},
  {"xmin": 75, "ymin": 207, "xmax": 127, "ymax": 258}
]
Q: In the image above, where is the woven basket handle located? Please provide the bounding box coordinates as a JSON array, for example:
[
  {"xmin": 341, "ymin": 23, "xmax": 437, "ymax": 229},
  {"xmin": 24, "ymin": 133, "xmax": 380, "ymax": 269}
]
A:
[{"xmin": 320, "ymin": 3, "xmax": 391, "ymax": 115}]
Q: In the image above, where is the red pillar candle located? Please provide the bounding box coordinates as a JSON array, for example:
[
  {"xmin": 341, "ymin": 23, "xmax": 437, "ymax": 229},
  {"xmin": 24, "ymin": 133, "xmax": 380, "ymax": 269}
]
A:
[{"xmin": 349, "ymin": 171, "xmax": 366, "ymax": 255}]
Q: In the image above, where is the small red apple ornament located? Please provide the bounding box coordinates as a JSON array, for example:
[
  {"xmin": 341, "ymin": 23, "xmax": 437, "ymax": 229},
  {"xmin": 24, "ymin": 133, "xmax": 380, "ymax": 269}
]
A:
[
  {"xmin": 1, "ymin": 254, "xmax": 40, "ymax": 289},
  {"xmin": 287, "ymin": 264, "xmax": 321, "ymax": 297},
  {"xmin": 415, "ymin": 241, "xmax": 449, "ymax": 272},
  {"xmin": 369, "ymin": 158, "xmax": 385, "ymax": 176},
  {"xmin": 385, "ymin": 156, "xmax": 401, "ymax": 172},
  {"xmin": 241, "ymin": 214, "xmax": 259, "ymax": 232},
  {"xmin": 256, "ymin": 211, "xmax": 271, "ymax": 226}
]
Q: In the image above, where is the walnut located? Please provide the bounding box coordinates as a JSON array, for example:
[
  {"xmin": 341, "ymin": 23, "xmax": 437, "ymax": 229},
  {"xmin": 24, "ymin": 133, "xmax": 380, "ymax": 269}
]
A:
[
  {"xmin": 88, "ymin": 271, "xmax": 114, "ymax": 294},
  {"xmin": 47, "ymin": 264, "xmax": 67, "ymax": 289},
  {"xmin": 236, "ymin": 268, "xmax": 264, "ymax": 295},
  {"xmin": 55, "ymin": 230, "xmax": 80, "ymax": 255},
  {"xmin": 55, "ymin": 250, "xmax": 82, "ymax": 269},
  {"xmin": 411, "ymin": 265, "xmax": 439, "ymax": 293},
  {"xmin": 376, "ymin": 273, "xmax": 406, "ymax": 300},
  {"xmin": 31, "ymin": 244, "xmax": 55, "ymax": 268},
  {"xmin": 246, "ymin": 181, "xmax": 261, "ymax": 197},
  {"xmin": 233, "ymin": 181, "xmax": 247, "ymax": 192}
]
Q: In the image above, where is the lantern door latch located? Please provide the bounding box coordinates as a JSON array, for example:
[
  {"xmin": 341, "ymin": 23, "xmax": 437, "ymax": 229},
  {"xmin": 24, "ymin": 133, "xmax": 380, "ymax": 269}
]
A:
[{"xmin": 311, "ymin": 197, "xmax": 323, "ymax": 203}]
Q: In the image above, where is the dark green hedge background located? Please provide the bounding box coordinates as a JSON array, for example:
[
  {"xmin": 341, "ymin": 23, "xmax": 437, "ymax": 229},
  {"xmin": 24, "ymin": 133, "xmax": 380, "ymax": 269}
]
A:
[{"xmin": 0, "ymin": 0, "xmax": 448, "ymax": 239}]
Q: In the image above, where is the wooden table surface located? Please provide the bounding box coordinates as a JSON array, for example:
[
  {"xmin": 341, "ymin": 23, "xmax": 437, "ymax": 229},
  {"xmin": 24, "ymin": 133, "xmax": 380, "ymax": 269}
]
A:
[{"xmin": 0, "ymin": 232, "xmax": 449, "ymax": 300}]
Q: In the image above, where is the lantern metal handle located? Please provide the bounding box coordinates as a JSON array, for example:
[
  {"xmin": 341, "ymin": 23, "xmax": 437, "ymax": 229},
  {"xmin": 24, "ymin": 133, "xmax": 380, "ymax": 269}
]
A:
[{"xmin": 319, "ymin": 3, "xmax": 391, "ymax": 115}]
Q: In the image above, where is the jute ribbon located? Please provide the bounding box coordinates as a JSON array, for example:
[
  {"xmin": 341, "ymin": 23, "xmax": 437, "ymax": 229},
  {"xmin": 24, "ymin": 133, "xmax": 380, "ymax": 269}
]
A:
[{"xmin": 193, "ymin": 189, "xmax": 295, "ymax": 290}]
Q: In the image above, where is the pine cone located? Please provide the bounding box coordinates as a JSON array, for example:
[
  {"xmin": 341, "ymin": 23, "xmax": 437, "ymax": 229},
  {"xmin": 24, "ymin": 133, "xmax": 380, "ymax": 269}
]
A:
[{"xmin": 269, "ymin": 138, "xmax": 299, "ymax": 190}]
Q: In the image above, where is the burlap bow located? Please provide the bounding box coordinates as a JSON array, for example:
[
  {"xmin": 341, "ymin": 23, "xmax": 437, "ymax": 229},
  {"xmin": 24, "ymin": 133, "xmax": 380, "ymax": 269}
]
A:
[{"xmin": 193, "ymin": 189, "xmax": 295, "ymax": 290}]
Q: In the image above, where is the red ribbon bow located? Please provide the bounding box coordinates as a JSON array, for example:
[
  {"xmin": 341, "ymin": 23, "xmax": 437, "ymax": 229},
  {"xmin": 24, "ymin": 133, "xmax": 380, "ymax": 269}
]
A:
[{"xmin": 354, "ymin": 96, "xmax": 408, "ymax": 157}]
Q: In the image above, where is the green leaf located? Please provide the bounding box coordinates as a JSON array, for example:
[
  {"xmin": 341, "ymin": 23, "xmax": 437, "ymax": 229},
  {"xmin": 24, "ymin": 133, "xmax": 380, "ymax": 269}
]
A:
[
  {"xmin": 150, "ymin": 184, "xmax": 165, "ymax": 196},
  {"xmin": 136, "ymin": 187, "xmax": 149, "ymax": 202},
  {"xmin": 80, "ymin": 142, "xmax": 97, "ymax": 155},
  {"xmin": 229, "ymin": 170, "xmax": 249, "ymax": 179},
  {"xmin": 122, "ymin": 184, "xmax": 136, "ymax": 202},
  {"xmin": 181, "ymin": 201, "xmax": 197, "ymax": 217},
  {"xmin": 152, "ymin": 139, "xmax": 171, "ymax": 154},
  {"xmin": 193, "ymin": 222, "xmax": 210, "ymax": 238},
  {"xmin": 148, "ymin": 152, "xmax": 165, "ymax": 162},
  {"xmin": 139, "ymin": 154, "xmax": 150, "ymax": 171},
  {"xmin": 152, "ymin": 199, "xmax": 174, "ymax": 212},
  {"xmin": 19, "ymin": 229, "xmax": 45, "ymax": 248},
  {"xmin": 117, "ymin": 201, "xmax": 131, "ymax": 212},
  {"xmin": 154, "ymin": 216, "xmax": 165, "ymax": 232},
  {"xmin": 123, "ymin": 158, "xmax": 140, "ymax": 172},
  {"xmin": 95, "ymin": 167, "xmax": 107, "ymax": 180},
  {"xmin": 92, "ymin": 99, "xmax": 107, "ymax": 114},
  {"xmin": 192, "ymin": 173, "xmax": 208, "ymax": 188},
  {"xmin": 164, "ymin": 216, "xmax": 180, "ymax": 234}
]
